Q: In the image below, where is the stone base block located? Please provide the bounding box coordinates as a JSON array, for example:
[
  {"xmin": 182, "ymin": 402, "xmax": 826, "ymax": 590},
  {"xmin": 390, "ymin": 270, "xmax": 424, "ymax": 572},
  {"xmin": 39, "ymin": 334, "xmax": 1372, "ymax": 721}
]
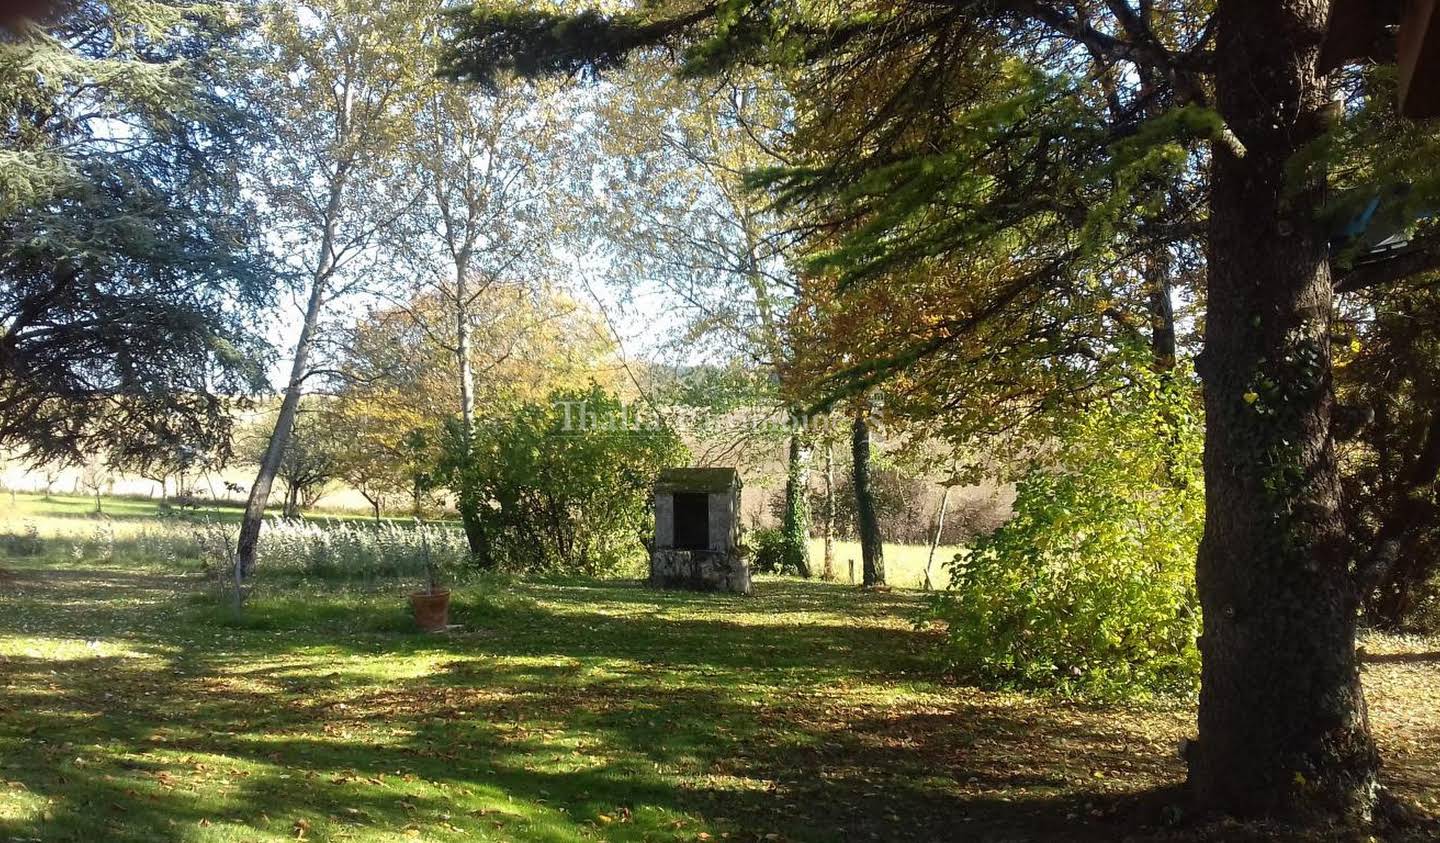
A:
[{"xmin": 649, "ymin": 549, "xmax": 751, "ymax": 595}]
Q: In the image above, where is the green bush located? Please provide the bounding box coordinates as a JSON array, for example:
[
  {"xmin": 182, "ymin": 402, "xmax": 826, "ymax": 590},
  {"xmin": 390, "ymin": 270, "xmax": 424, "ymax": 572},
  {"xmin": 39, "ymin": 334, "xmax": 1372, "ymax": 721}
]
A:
[
  {"xmin": 928, "ymin": 365, "xmax": 1203, "ymax": 699},
  {"xmin": 747, "ymin": 527, "xmax": 797, "ymax": 574},
  {"xmin": 445, "ymin": 384, "xmax": 687, "ymax": 576}
]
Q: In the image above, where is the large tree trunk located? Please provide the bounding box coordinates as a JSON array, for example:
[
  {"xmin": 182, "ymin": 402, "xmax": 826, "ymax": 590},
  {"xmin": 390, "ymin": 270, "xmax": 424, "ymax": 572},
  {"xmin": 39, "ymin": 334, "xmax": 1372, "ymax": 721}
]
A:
[
  {"xmin": 851, "ymin": 408, "xmax": 884, "ymax": 587},
  {"xmin": 782, "ymin": 432, "xmax": 812, "ymax": 578},
  {"xmin": 1190, "ymin": 0, "xmax": 1377, "ymax": 818}
]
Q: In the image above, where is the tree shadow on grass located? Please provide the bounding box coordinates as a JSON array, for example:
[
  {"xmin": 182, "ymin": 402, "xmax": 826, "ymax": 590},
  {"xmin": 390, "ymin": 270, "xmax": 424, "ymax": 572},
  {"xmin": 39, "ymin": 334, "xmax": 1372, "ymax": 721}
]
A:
[
  {"xmin": 1363, "ymin": 650, "xmax": 1440, "ymax": 665},
  {"xmin": 0, "ymin": 647, "xmax": 1191, "ymax": 842},
  {"xmin": 5, "ymin": 568, "xmax": 1436, "ymax": 841}
]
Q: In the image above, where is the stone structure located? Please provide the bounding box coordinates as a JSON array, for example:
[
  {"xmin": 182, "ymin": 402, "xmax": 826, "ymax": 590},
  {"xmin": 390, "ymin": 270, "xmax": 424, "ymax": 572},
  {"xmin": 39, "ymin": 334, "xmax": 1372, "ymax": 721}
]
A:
[{"xmin": 649, "ymin": 467, "xmax": 749, "ymax": 594}]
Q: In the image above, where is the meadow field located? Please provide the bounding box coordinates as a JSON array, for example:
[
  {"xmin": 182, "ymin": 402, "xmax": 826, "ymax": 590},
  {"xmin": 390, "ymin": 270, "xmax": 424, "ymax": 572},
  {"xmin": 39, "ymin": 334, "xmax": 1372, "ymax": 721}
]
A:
[{"xmin": 0, "ymin": 494, "xmax": 961, "ymax": 590}]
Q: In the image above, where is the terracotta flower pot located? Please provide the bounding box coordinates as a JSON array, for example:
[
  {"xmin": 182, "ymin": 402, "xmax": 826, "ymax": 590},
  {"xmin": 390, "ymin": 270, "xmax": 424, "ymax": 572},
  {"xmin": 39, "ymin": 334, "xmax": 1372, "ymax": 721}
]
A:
[{"xmin": 409, "ymin": 589, "xmax": 450, "ymax": 632}]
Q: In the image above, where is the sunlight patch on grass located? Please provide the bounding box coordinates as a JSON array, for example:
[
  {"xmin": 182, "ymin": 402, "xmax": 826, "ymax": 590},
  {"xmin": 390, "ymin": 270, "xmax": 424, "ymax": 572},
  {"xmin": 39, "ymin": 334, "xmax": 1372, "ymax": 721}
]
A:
[
  {"xmin": 0, "ymin": 636, "xmax": 154, "ymax": 661},
  {"xmin": 0, "ymin": 782, "xmax": 47, "ymax": 825}
]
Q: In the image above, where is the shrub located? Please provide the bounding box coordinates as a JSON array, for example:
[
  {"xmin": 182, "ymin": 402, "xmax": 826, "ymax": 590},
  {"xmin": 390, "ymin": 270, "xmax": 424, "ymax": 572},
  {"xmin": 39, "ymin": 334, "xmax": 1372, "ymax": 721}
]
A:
[
  {"xmin": 444, "ymin": 384, "xmax": 688, "ymax": 576},
  {"xmin": 928, "ymin": 365, "xmax": 1204, "ymax": 699},
  {"xmin": 252, "ymin": 518, "xmax": 469, "ymax": 583},
  {"xmin": 747, "ymin": 527, "xmax": 795, "ymax": 574},
  {"xmin": 0, "ymin": 521, "xmax": 42, "ymax": 557}
]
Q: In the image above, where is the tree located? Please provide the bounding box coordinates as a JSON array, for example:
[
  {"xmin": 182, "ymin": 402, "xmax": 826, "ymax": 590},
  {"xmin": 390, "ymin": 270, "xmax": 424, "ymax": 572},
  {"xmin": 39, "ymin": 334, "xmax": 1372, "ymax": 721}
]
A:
[
  {"xmin": 236, "ymin": 0, "xmax": 430, "ymax": 576},
  {"xmin": 439, "ymin": 383, "xmax": 687, "ymax": 573},
  {"xmin": 240, "ymin": 403, "xmax": 344, "ymax": 518},
  {"xmin": 850, "ymin": 405, "xmax": 884, "ymax": 587},
  {"xmin": 395, "ymin": 67, "xmax": 581, "ymax": 564},
  {"xmin": 589, "ymin": 63, "xmax": 815, "ymax": 575},
  {"xmin": 324, "ymin": 397, "xmax": 417, "ymax": 520},
  {"xmin": 932, "ymin": 362, "xmax": 1204, "ymax": 698},
  {"xmin": 440, "ymin": 0, "xmax": 1440, "ymax": 819},
  {"xmin": 820, "ymin": 439, "xmax": 837, "ymax": 581},
  {"xmin": 1339, "ymin": 283, "xmax": 1440, "ymax": 629},
  {"xmin": 0, "ymin": 1, "xmax": 274, "ymax": 468},
  {"xmin": 335, "ymin": 287, "xmax": 621, "ymax": 520},
  {"xmin": 79, "ymin": 457, "xmax": 112, "ymax": 514},
  {"xmin": 125, "ymin": 443, "xmax": 219, "ymax": 502}
]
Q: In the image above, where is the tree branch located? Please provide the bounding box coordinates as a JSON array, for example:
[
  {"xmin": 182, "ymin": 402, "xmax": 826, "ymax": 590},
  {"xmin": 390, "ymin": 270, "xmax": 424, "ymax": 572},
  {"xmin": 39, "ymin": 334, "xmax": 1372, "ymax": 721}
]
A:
[{"xmin": 1335, "ymin": 232, "xmax": 1440, "ymax": 294}]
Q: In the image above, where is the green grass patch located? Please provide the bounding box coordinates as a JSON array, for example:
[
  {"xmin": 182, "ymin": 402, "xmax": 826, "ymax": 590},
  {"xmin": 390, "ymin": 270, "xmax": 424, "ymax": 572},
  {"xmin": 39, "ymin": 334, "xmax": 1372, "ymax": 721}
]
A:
[
  {"xmin": 4, "ymin": 514, "xmax": 1435, "ymax": 840},
  {"xmin": 1, "ymin": 555, "xmax": 985, "ymax": 842}
]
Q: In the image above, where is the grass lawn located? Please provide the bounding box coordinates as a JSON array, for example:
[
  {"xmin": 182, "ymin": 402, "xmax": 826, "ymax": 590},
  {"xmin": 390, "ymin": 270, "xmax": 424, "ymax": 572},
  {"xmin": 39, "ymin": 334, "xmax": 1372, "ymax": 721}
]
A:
[
  {"xmin": 0, "ymin": 505, "xmax": 1437, "ymax": 841},
  {"xmin": 0, "ymin": 493, "xmax": 960, "ymax": 589},
  {"xmin": 0, "ymin": 491, "xmax": 248, "ymax": 528},
  {"xmin": 0, "ymin": 492, "xmax": 415, "ymax": 535}
]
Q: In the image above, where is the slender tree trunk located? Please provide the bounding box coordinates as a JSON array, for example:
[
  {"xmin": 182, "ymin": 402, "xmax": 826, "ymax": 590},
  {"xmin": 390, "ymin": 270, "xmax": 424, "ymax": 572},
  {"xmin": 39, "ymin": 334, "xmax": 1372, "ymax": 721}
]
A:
[
  {"xmin": 782, "ymin": 431, "xmax": 812, "ymax": 578},
  {"xmin": 1147, "ymin": 250, "xmax": 1177, "ymax": 373},
  {"xmin": 452, "ymin": 261, "xmax": 494, "ymax": 567},
  {"xmin": 1190, "ymin": 0, "xmax": 1377, "ymax": 818},
  {"xmin": 924, "ymin": 484, "xmax": 951, "ymax": 592},
  {"xmin": 822, "ymin": 441, "xmax": 836, "ymax": 581},
  {"xmin": 235, "ymin": 174, "xmax": 346, "ymax": 579},
  {"xmin": 1147, "ymin": 245, "xmax": 1187, "ymax": 485},
  {"xmin": 851, "ymin": 408, "xmax": 884, "ymax": 587}
]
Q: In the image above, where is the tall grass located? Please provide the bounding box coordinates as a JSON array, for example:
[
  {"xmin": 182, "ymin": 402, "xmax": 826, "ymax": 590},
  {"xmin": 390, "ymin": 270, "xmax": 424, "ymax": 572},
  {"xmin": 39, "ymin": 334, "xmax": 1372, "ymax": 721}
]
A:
[
  {"xmin": 249, "ymin": 518, "xmax": 470, "ymax": 582},
  {"xmin": 0, "ymin": 507, "xmax": 472, "ymax": 588}
]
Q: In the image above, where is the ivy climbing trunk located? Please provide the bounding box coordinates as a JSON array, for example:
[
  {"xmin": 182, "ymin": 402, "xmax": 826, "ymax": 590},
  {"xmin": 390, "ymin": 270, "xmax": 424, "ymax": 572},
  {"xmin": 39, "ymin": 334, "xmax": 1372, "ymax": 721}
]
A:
[
  {"xmin": 851, "ymin": 408, "xmax": 884, "ymax": 587},
  {"xmin": 782, "ymin": 432, "xmax": 812, "ymax": 578},
  {"xmin": 822, "ymin": 441, "xmax": 836, "ymax": 581},
  {"xmin": 1190, "ymin": 0, "xmax": 1377, "ymax": 818}
]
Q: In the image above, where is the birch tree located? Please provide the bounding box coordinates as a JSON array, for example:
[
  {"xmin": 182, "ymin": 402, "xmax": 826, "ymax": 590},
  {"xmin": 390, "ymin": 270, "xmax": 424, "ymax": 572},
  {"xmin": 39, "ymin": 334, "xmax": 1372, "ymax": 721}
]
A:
[
  {"xmin": 395, "ymin": 72, "xmax": 581, "ymax": 563},
  {"xmin": 235, "ymin": 0, "xmax": 428, "ymax": 576}
]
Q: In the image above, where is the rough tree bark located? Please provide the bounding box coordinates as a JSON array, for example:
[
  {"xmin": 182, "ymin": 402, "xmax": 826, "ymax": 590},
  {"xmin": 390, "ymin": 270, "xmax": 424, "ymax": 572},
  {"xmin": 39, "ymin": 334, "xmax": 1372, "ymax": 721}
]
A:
[
  {"xmin": 851, "ymin": 408, "xmax": 884, "ymax": 587},
  {"xmin": 1190, "ymin": 0, "xmax": 1378, "ymax": 818}
]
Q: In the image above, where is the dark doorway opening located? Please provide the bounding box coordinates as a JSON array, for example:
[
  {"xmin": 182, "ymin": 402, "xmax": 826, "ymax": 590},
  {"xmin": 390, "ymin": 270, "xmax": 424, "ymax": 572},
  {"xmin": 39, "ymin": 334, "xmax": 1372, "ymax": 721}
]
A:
[{"xmin": 673, "ymin": 492, "xmax": 710, "ymax": 551}]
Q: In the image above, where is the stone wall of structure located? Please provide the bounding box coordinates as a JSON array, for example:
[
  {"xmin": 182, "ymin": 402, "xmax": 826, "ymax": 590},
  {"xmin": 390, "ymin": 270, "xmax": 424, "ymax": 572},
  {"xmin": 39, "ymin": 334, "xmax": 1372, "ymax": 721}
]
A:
[
  {"xmin": 650, "ymin": 469, "xmax": 748, "ymax": 594},
  {"xmin": 654, "ymin": 493, "xmax": 675, "ymax": 548},
  {"xmin": 649, "ymin": 549, "xmax": 751, "ymax": 595},
  {"xmin": 707, "ymin": 492, "xmax": 734, "ymax": 553}
]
